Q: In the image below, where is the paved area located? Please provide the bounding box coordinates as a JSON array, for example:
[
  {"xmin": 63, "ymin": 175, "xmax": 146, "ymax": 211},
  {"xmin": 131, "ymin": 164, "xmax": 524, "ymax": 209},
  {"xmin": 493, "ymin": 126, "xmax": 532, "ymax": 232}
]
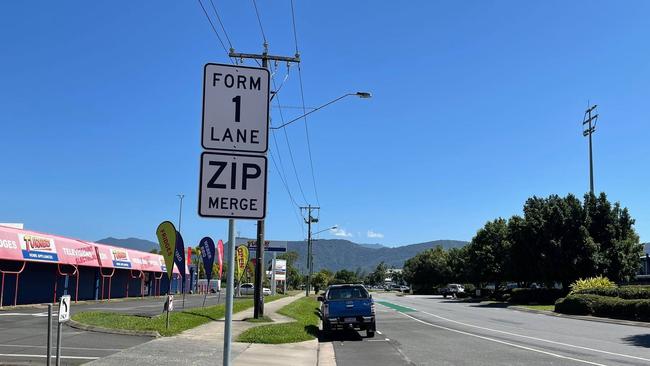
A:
[
  {"xmin": 0, "ymin": 293, "xmax": 229, "ymax": 365},
  {"xmin": 0, "ymin": 310, "xmax": 150, "ymax": 365},
  {"xmin": 86, "ymin": 294, "xmax": 318, "ymax": 366},
  {"xmin": 328, "ymin": 292, "xmax": 650, "ymax": 366}
]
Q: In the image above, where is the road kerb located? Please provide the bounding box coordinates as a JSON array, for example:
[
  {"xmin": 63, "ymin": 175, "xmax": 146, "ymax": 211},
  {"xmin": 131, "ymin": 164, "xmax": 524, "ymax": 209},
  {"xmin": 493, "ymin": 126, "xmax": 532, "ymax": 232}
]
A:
[
  {"xmin": 317, "ymin": 341, "xmax": 336, "ymax": 366},
  {"xmin": 509, "ymin": 305, "xmax": 650, "ymax": 329}
]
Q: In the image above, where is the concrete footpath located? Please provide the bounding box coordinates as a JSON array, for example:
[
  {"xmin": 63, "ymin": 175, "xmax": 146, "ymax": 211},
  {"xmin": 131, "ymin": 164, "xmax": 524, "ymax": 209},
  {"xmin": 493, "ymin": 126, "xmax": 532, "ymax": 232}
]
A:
[{"xmin": 85, "ymin": 294, "xmax": 323, "ymax": 366}]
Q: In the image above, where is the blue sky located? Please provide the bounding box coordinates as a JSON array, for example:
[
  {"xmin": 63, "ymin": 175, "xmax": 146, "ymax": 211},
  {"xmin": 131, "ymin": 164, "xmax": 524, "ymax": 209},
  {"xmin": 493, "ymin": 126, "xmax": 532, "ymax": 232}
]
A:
[{"xmin": 1, "ymin": 1, "xmax": 649, "ymax": 248}]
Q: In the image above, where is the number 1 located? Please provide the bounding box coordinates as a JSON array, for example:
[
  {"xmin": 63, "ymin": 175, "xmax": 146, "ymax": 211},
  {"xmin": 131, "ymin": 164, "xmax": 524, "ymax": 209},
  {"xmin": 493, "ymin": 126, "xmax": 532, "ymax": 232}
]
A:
[{"xmin": 232, "ymin": 96, "xmax": 241, "ymax": 122}]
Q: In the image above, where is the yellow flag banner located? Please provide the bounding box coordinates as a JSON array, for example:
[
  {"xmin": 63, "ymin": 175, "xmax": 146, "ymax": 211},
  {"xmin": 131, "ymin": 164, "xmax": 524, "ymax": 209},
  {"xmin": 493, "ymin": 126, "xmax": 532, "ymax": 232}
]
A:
[
  {"xmin": 234, "ymin": 245, "xmax": 249, "ymax": 283},
  {"xmin": 156, "ymin": 221, "xmax": 177, "ymax": 280}
]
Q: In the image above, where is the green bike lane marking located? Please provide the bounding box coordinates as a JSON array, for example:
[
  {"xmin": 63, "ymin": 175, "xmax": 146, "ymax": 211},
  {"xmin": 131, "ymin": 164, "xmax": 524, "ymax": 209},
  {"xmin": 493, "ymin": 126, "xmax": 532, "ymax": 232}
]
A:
[{"xmin": 377, "ymin": 301, "xmax": 416, "ymax": 313}]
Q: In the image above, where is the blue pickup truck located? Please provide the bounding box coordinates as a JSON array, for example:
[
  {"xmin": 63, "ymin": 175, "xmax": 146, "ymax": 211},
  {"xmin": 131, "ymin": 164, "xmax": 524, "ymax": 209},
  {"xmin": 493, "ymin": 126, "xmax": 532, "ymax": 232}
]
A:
[{"xmin": 318, "ymin": 284, "xmax": 376, "ymax": 337}]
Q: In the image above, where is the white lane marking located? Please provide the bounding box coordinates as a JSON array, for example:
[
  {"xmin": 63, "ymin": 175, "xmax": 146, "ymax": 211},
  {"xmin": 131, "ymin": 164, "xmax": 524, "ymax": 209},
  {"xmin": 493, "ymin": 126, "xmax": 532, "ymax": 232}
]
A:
[
  {"xmin": 418, "ymin": 310, "xmax": 650, "ymax": 363},
  {"xmin": 376, "ymin": 330, "xmax": 382, "ymax": 335},
  {"xmin": 398, "ymin": 312, "xmax": 607, "ymax": 366},
  {"xmin": 367, "ymin": 339, "xmax": 390, "ymax": 342},
  {"xmin": 0, "ymin": 312, "xmax": 50, "ymax": 317},
  {"xmin": 0, "ymin": 353, "xmax": 99, "ymax": 360},
  {"xmin": 0, "ymin": 344, "xmax": 122, "ymax": 351}
]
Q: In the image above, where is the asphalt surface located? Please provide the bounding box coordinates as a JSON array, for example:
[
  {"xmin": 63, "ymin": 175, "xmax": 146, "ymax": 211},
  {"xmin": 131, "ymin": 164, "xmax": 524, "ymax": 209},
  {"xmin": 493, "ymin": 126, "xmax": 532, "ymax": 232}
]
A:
[
  {"xmin": 328, "ymin": 293, "xmax": 650, "ymax": 366},
  {"xmin": 0, "ymin": 293, "xmax": 228, "ymax": 365}
]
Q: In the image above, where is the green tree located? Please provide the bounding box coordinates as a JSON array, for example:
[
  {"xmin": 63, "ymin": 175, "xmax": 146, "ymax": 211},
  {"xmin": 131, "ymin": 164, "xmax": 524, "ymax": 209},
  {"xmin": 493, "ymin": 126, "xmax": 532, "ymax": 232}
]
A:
[
  {"xmin": 465, "ymin": 218, "xmax": 511, "ymax": 287},
  {"xmin": 446, "ymin": 247, "xmax": 468, "ymax": 284},
  {"xmin": 403, "ymin": 246, "xmax": 449, "ymax": 293},
  {"xmin": 311, "ymin": 270, "xmax": 333, "ymax": 294},
  {"xmin": 332, "ymin": 269, "xmax": 358, "ymax": 284},
  {"xmin": 585, "ymin": 193, "xmax": 644, "ymax": 282},
  {"xmin": 366, "ymin": 262, "xmax": 388, "ymax": 286}
]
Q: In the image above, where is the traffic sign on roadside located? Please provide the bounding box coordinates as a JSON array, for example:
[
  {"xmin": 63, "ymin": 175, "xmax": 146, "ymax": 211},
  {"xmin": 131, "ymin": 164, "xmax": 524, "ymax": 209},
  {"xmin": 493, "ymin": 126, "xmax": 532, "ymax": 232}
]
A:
[
  {"xmin": 202, "ymin": 63, "xmax": 270, "ymax": 153},
  {"xmin": 58, "ymin": 295, "xmax": 70, "ymax": 323},
  {"xmin": 198, "ymin": 152, "xmax": 267, "ymax": 219}
]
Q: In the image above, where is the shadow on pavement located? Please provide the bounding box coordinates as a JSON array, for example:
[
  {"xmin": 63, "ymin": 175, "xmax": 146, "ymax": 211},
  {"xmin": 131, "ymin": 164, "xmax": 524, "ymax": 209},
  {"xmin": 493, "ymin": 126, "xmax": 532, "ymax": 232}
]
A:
[
  {"xmin": 622, "ymin": 334, "xmax": 650, "ymax": 348},
  {"xmin": 470, "ymin": 302, "xmax": 510, "ymax": 308},
  {"xmin": 318, "ymin": 329, "xmax": 365, "ymax": 342}
]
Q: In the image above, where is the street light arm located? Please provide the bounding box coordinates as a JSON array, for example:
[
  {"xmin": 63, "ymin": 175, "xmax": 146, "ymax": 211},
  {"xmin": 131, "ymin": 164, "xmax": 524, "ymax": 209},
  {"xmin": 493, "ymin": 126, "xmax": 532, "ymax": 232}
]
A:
[
  {"xmin": 313, "ymin": 226, "xmax": 338, "ymax": 236},
  {"xmin": 270, "ymin": 92, "xmax": 370, "ymax": 130}
]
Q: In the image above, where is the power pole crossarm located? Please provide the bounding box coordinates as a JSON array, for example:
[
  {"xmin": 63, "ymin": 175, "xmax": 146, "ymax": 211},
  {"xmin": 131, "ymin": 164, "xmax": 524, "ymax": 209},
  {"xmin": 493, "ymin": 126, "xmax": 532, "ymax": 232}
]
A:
[
  {"xmin": 582, "ymin": 104, "xmax": 599, "ymax": 195},
  {"xmin": 229, "ymin": 51, "xmax": 300, "ymax": 64}
]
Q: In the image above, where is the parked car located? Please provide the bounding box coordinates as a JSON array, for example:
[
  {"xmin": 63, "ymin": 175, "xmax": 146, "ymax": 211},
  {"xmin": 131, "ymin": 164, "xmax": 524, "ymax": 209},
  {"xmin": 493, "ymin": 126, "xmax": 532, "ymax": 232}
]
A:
[
  {"xmin": 399, "ymin": 285, "xmax": 410, "ymax": 293},
  {"xmin": 439, "ymin": 284, "xmax": 465, "ymax": 298},
  {"xmin": 318, "ymin": 284, "xmax": 376, "ymax": 337},
  {"xmin": 239, "ymin": 283, "xmax": 271, "ymax": 296}
]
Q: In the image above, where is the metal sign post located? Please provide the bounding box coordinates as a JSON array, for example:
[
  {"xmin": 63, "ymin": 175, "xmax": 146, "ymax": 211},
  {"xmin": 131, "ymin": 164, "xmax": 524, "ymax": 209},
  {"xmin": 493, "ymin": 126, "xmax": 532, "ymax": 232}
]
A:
[
  {"xmin": 199, "ymin": 62, "xmax": 270, "ymax": 366},
  {"xmin": 46, "ymin": 303, "xmax": 52, "ymax": 366},
  {"xmin": 56, "ymin": 295, "xmax": 71, "ymax": 366},
  {"xmin": 223, "ymin": 219, "xmax": 236, "ymax": 366}
]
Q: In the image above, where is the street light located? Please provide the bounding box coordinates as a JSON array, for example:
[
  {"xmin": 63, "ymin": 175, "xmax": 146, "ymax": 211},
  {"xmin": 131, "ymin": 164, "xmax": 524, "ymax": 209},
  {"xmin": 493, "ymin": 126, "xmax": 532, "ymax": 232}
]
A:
[{"xmin": 271, "ymin": 92, "xmax": 372, "ymax": 130}]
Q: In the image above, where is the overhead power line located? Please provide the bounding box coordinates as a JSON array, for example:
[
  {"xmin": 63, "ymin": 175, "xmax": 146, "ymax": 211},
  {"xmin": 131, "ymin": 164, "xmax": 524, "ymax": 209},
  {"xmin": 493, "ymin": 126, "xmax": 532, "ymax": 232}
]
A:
[
  {"xmin": 290, "ymin": 0, "xmax": 299, "ymax": 53},
  {"xmin": 297, "ymin": 64, "xmax": 320, "ymax": 205},
  {"xmin": 251, "ymin": 0, "xmax": 267, "ymax": 44},
  {"xmin": 272, "ymin": 76, "xmax": 309, "ymax": 204},
  {"xmin": 208, "ymin": 0, "xmax": 233, "ymax": 49},
  {"xmin": 197, "ymin": 0, "xmax": 232, "ymax": 62}
]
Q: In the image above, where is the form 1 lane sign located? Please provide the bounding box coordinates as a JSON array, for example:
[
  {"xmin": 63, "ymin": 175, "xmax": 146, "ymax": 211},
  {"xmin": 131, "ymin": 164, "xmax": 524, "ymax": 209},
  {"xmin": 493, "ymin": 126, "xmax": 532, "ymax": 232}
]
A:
[
  {"xmin": 202, "ymin": 63, "xmax": 270, "ymax": 153},
  {"xmin": 198, "ymin": 152, "xmax": 267, "ymax": 220}
]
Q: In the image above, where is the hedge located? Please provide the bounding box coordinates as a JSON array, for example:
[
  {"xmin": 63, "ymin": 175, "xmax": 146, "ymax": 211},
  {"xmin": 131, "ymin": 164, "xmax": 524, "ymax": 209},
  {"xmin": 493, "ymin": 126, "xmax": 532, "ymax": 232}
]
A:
[
  {"xmin": 509, "ymin": 288, "xmax": 565, "ymax": 305},
  {"xmin": 555, "ymin": 294, "xmax": 650, "ymax": 321},
  {"xmin": 574, "ymin": 286, "xmax": 650, "ymax": 300}
]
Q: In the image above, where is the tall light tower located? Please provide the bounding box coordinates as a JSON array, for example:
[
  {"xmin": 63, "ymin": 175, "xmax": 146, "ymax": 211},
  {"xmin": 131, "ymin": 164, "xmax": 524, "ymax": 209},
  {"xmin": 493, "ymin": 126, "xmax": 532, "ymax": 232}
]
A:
[{"xmin": 582, "ymin": 104, "xmax": 598, "ymax": 195}]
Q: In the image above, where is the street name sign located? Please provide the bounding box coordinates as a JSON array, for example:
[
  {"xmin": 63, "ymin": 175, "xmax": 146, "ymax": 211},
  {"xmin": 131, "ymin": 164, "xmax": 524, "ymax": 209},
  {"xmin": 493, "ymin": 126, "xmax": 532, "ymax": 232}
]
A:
[
  {"xmin": 246, "ymin": 240, "xmax": 287, "ymax": 253},
  {"xmin": 202, "ymin": 63, "xmax": 270, "ymax": 153},
  {"xmin": 198, "ymin": 152, "xmax": 267, "ymax": 219}
]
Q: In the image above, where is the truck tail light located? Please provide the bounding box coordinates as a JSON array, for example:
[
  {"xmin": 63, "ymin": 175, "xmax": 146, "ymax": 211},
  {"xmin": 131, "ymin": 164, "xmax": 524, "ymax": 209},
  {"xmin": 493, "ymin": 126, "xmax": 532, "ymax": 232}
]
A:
[
  {"xmin": 323, "ymin": 303, "xmax": 329, "ymax": 317},
  {"xmin": 371, "ymin": 302, "xmax": 376, "ymax": 315}
]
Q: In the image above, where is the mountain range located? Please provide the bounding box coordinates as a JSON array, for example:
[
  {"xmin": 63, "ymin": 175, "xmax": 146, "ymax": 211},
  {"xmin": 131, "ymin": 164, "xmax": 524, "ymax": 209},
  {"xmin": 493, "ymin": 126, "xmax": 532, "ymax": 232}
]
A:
[
  {"xmin": 97, "ymin": 236, "xmax": 468, "ymax": 272},
  {"xmin": 96, "ymin": 236, "xmax": 649, "ymax": 273}
]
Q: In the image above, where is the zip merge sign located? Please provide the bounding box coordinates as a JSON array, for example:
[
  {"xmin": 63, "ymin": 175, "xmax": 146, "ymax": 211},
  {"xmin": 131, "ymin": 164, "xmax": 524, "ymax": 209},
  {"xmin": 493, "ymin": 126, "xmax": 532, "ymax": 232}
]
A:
[
  {"xmin": 201, "ymin": 63, "xmax": 270, "ymax": 153},
  {"xmin": 198, "ymin": 152, "xmax": 267, "ymax": 219}
]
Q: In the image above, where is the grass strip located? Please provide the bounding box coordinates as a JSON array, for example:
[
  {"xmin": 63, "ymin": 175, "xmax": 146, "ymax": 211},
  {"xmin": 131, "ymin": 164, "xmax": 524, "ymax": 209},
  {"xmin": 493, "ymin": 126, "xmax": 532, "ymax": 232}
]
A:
[
  {"xmin": 519, "ymin": 304, "xmax": 555, "ymax": 311},
  {"xmin": 72, "ymin": 295, "xmax": 284, "ymax": 337},
  {"xmin": 236, "ymin": 296, "xmax": 320, "ymax": 344},
  {"xmin": 245, "ymin": 315, "xmax": 273, "ymax": 323}
]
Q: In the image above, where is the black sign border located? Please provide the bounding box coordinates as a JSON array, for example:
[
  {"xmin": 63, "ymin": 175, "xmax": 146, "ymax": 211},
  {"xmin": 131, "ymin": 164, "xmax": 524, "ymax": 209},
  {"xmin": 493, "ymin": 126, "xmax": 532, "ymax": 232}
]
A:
[
  {"xmin": 198, "ymin": 151, "xmax": 268, "ymax": 220},
  {"xmin": 201, "ymin": 63, "xmax": 271, "ymax": 154}
]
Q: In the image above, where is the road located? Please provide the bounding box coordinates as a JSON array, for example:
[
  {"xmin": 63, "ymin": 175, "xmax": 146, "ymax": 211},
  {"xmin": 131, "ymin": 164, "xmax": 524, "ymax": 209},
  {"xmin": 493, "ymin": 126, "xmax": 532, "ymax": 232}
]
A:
[
  {"xmin": 0, "ymin": 293, "xmax": 227, "ymax": 365},
  {"xmin": 328, "ymin": 293, "xmax": 650, "ymax": 366}
]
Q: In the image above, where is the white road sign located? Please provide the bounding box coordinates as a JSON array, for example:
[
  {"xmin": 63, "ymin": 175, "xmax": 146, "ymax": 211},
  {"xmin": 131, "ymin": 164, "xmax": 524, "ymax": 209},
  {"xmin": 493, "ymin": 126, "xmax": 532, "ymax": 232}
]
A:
[
  {"xmin": 58, "ymin": 295, "xmax": 71, "ymax": 323},
  {"xmin": 198, "ymin": 152, "xmax": 267, "ymax": 219},
  {"xmin": 202, "ymin": 63, "xmax": 270, "ymax": 153}
]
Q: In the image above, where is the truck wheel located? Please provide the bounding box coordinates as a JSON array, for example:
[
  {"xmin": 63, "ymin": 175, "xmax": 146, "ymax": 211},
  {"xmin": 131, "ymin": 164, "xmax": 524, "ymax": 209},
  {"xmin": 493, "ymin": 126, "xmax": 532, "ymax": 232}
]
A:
[{"xmin": 366, "ymin": 329, "xmax": 375, "ymax": 338}]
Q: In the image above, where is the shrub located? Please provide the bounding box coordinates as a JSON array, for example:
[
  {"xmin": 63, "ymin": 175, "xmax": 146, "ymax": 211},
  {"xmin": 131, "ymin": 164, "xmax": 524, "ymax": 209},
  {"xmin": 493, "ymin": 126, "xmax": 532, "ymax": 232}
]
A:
[
  {"xmin": 555, "ymin": 294, "xmax": 650, "ymax": 321},
  {"xmin": 554, "ymin": 294, "xmax": 600, "ymax": 315},
  {"xmin": 509, "ymin": 288, "xmax": 565, "ymax": 305},
  {"xmin": 569, "ymin": 276, "xmax": 616, "ymax": 294},
  {"xmin": 575, "ymin": 285, "xmax": 650, "ymax": 300}
]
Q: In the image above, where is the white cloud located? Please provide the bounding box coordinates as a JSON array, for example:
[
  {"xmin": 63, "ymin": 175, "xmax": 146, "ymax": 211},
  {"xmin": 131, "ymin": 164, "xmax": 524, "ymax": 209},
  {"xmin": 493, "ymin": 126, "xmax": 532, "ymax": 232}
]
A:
[
  {"xmin": 331, "ymin": 227, "xmax": 353, "ymax": 237},
  {"xmin": 367, "ymin": 230, "xmax": 384, "ymax": 239}
]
